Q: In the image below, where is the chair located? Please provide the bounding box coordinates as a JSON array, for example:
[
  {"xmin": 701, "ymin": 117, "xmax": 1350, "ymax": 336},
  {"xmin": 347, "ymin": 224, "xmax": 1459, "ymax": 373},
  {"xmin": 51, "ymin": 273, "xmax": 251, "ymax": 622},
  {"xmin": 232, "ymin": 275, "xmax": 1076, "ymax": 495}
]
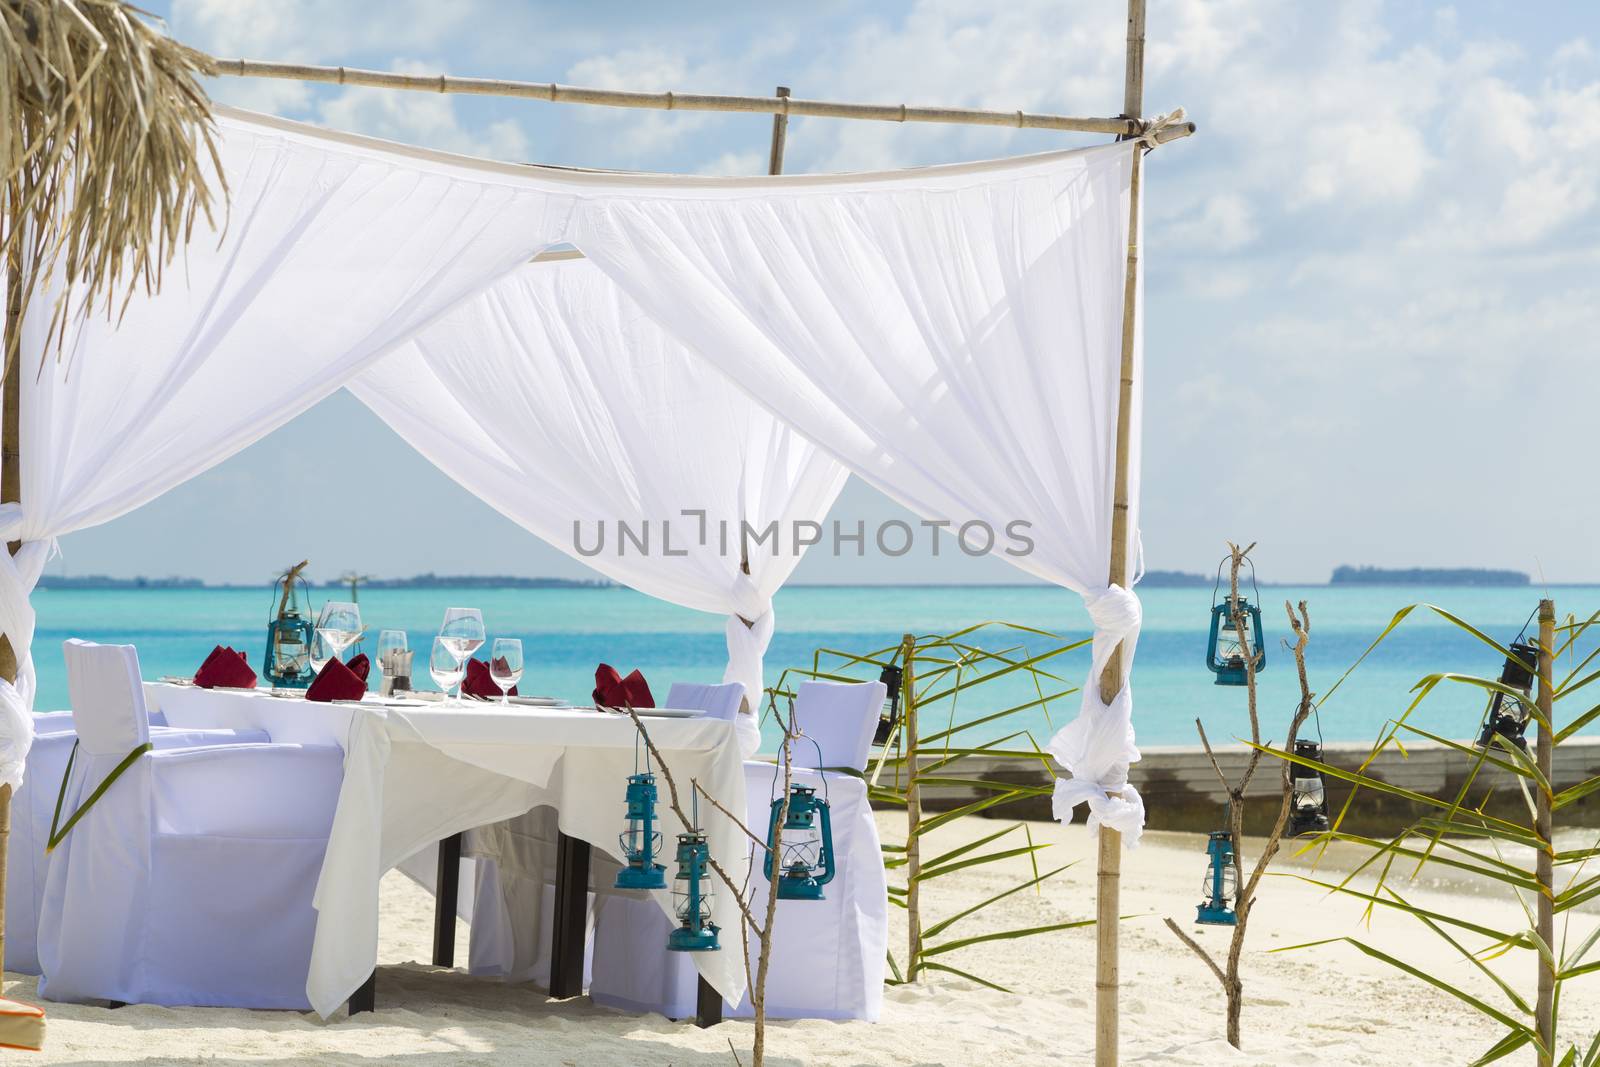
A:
[
  {"xmin": 5, "ymin": 648, "xmax": 271, "ymax": 976},
  {"xmin": 588, "ymin": 679, "xmax": 887, "ymax": 1021},
  {"xmin": 35, "ymin": 640, "xmax": 341, "ymax": 1008}
]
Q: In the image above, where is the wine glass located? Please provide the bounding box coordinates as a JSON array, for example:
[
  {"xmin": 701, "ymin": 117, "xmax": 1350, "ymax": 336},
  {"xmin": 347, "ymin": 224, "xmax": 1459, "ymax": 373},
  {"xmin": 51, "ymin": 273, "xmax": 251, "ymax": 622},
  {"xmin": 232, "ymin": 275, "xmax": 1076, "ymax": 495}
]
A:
[
  {"xmin": 489, "ymin": 638, "xmax": 523, "ymax": 706},
  {"xmin": 308, "ymin": 629, "xmax": 334, "ymax": 677},
  {"xmin": 317, "ymin": 600, "xmax": 363, "ymax": 663},
  {"xmin": 377, "ymin": 630, "xmax": 409, "ymax": 692},
  {"xmin": 438, "ymin": 607, "xmax": 485, "ymax": 662},
  {"xmin": 429, "ymin": 637, "xmax": 465, "ymax": 703}
]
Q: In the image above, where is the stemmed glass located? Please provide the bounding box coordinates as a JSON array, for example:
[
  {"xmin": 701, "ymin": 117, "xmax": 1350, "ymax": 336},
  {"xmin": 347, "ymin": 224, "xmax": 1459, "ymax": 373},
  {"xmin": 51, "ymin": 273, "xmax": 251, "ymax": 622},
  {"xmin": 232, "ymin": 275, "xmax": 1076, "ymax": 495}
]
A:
[
  {"xmin": 489, "ymin": 638, "xmax": 523, "ymax": 705},
  {"xmin": 317, "ymin": 601, "xmax": 363, "ymax": 665},
  {"xmin": 438, "ymin": 608, "xmax": 485, "ymax": 701},
  {"xmin": 377, "ymin": 629, "xmax": 409, "ymax": 693},
  {"xmin": 308, "ymin": 629, "xmax": 334, "ymax": 677},
  {"xmin": 430, "ymin": 637, "xmax": 466, "ymax": 703}
]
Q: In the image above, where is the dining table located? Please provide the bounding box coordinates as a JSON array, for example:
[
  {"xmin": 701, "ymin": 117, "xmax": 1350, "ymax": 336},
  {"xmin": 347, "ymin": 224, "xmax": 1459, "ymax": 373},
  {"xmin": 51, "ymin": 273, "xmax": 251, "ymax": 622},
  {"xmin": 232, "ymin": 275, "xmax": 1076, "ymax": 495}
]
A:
[{"xmin": 142, "ymin": 682, "xmax": 751, "ymax": 1020}]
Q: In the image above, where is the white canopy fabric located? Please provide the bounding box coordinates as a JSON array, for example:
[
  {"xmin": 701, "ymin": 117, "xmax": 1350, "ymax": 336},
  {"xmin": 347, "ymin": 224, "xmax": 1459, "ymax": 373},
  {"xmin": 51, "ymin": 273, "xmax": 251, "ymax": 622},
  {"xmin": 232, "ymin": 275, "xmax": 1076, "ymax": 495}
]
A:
[
  {"xmin": 349, "ymin": 258, "xmax": 849, "ymax": 754},
  {"xmin": 0, "ymin": 106, "xmax": 1146, "ymax": 840},
  {"xmin": 568, "ymin": 141, "xmax": 1146, "ymax": 839}
]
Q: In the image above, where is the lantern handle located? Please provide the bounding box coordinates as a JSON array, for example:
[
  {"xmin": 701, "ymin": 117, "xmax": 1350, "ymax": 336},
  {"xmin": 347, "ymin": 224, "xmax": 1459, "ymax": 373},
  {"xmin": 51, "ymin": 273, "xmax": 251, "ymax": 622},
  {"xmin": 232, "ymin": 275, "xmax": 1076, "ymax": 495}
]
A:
[{"xmin": 1210, "ymin": 552, "xmax": 1260, "ymax": 612}]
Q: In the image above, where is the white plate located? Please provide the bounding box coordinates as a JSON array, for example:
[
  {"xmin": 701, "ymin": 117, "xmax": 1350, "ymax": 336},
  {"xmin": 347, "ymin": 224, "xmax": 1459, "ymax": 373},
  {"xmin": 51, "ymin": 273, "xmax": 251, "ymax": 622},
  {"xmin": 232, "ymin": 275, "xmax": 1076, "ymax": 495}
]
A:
[
  {"xmin": 212, "ymin": 685, "xmax": 262, "ymax": 693},
  {"xmin": 632, "ymin": 707, "xmax": 706, "ymax": 719},
  {"xmin": 157, "ymin": 676, "xmax": 194, "ymax": 687},
  {"xmin": 507, "ymin": 696, "xmax": 569, "ymax": 708}
]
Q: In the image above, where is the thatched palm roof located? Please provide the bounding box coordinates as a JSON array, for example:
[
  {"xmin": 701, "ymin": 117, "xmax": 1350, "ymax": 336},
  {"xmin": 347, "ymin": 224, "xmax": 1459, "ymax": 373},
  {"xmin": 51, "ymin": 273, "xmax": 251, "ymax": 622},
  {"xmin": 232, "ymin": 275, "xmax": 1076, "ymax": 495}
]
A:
[{"xmin": 1, "ymin": 0, "xmax": 222, "ymax": 366}]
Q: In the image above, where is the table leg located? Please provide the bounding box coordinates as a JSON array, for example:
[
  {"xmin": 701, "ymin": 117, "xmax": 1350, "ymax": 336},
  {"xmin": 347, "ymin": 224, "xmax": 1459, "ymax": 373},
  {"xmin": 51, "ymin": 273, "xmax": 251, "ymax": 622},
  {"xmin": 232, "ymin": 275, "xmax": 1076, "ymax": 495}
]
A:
[
  {"xmin": 432, "ymin": 832, "xmax": 463, "ymax": 967},
  {"xmin": 695, "ymin": 976, "xmax": 724, "ymax": 1028},
  {"xmin": 549, "ymin": 831, "xmax": 591, "ymax": 999},
  {"xmin": 349, "ymin": 969, "xmax": 376, "ymax": 1015}
]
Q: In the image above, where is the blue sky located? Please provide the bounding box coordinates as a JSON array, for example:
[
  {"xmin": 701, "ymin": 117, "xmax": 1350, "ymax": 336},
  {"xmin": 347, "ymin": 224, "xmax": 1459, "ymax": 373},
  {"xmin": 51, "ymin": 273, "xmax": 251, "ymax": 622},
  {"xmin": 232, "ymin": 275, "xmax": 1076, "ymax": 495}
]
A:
[{"xmin": 53, "ymin": 0, "xmax": 1600, "ymax": 586}]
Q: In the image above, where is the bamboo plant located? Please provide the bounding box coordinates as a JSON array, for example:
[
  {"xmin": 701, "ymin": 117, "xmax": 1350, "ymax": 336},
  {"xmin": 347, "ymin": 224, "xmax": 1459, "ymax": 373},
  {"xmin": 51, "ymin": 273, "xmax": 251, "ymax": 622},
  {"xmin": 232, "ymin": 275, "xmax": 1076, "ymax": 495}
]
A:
[
  {"xmin": 769, "ymin": 620, "xmax": 1097, "ymax": 989},
  {"xmin": 1257, "ymin": 599, "xmax": 1600, "ymax": 1066}
]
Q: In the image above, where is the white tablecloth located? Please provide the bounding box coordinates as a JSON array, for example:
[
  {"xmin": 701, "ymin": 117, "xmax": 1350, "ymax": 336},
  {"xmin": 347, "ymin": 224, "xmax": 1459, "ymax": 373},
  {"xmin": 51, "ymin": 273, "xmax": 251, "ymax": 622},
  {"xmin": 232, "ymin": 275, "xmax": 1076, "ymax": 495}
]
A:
[{"xmin": 143, "ymin": 685, "xmax": 749, "ymax": 1018}]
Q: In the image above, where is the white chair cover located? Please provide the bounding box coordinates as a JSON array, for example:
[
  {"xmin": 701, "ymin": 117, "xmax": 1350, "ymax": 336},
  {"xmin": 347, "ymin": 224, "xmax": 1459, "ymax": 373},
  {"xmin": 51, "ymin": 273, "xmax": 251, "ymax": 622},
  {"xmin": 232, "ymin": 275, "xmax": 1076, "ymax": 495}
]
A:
[
  {"xmin": 4, "ymin": 646, "xmax": 269, "ymax": 975},
  {"xmin": 789, "ymin": 680, "xmax": 885, "ymax": 772},
  {"xmin": 665, "ymin": 682, "xmax": 754, "ymax": 757},
  {"xmin": 37, "ymin": 644, "xmax": 342, "ymax": 1007},
  {"xmin": 589, "ymin": 680, "xmax": 887, "ymax": 1020}
]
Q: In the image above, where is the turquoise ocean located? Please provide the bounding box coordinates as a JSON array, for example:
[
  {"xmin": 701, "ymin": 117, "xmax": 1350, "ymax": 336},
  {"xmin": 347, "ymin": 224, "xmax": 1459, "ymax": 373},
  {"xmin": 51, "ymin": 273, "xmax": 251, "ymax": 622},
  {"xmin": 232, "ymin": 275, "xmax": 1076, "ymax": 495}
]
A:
[{"xmin": 27, "ymin": 584, "xmax": 1600, "ymax": 751}]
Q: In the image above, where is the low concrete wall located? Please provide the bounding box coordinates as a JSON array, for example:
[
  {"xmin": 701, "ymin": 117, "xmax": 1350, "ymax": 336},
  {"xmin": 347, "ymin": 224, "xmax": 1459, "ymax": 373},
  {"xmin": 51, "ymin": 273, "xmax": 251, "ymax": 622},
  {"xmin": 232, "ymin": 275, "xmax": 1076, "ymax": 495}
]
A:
[{"xmin": 882, "ymin": 736, "xmax": 1600, "ymax": 835}]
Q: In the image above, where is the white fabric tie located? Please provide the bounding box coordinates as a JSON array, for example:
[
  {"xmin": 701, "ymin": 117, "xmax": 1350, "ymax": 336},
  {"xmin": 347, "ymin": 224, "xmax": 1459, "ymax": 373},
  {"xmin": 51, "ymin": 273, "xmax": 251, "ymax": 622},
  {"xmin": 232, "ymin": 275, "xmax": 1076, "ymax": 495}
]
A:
[
  {"xmin": 723, "ymin": 573, "xmax": 773, "ymax": 758},
  {"xmin": 0, "ymin": 516, "xmax": 57, "ymax": 790},
  {"xmin": 1136, "ymin": 107, "xmax": 1188, "ymax": 148},
  {"xmin": 1047, "ymin": 584, "xmax": 1145, "ymax": 845}
]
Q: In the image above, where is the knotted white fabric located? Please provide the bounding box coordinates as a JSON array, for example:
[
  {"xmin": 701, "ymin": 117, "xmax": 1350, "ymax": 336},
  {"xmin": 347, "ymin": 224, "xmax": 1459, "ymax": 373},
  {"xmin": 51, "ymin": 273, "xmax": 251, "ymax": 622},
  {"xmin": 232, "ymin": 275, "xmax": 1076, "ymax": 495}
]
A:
[
  {"xmin": 0, "ymin": 534, "xmax": 50, "ymax": 790},
  {"xmin": 1049, "ymin": 584, "xmax": 1145, "ymax": 843},
  {"xmin": 350, "ymin": 259, "xmax": 847, "ymax": 747}
]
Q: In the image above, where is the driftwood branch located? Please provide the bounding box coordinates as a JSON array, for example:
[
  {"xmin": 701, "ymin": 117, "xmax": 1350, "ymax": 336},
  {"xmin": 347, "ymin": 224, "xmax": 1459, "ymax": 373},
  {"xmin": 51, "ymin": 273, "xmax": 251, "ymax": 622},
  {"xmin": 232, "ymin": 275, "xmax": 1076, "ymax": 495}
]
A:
[
  {"xmin": 622, "ymin": 693, "xmax": 799, "ymax": 1067},
  {"xmin": 1165, "ymin": 544, "xmax": 1318, "ymax": 1050}
]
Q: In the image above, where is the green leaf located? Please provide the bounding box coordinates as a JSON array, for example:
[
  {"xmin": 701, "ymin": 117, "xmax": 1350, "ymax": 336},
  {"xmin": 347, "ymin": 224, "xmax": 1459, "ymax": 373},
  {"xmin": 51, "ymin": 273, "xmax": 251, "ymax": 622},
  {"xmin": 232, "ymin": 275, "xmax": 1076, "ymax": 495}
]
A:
[
  {"xmin": 1555, "ymin": 774, "xmax": 1600, "ymax": 810},
  {"xmin": 920, "ymin": 918, "xmax": 1097, "ymax": 958},
  {"xmin": 921, "ymin": 864, "xmax": 1074, "ymax": 941},
  {"xmin": 919, "ymin": 823, "xmax": 1028, "ymax": 871},
  {"xmin": 1286, "ymin": 874, "xmax": 1527, "ymax": 944},
  {"xmin": 917, "ymin": 961, "xmax": 1012, "ymax": 993},
  {"xmin": 1470, "ymin": 1030, "xmax": 1535, "ymax": 1066},
  {"xmin": 918, "ymin": 844, "xmax": 1051, "ymax": 883},
  {"xmin": 1340, "ymin": 937, "xmax": 1535, "ymax": 1033}
]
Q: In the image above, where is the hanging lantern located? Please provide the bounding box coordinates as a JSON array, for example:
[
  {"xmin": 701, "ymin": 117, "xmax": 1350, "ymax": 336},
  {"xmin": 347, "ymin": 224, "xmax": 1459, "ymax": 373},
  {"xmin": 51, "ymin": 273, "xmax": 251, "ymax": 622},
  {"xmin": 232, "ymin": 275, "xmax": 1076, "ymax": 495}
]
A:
[
  {"xmin": 263, "ymin": 560, "xmax": 315, "ymax": 688},
  {"xmin": 1206, "ymin": 555, "xmax": 1266, "ymax": 686},
  {"xmin": 666, "ymin": 829, "xmax": 720, "ymax": 952},
  {"xmin": 1288, "ymin": 739, "xmax": 1331, "ymax": 837},
  {"xmin": 1206, "ymin": 595, "xmax": 1264, "ymax": 686},
  {"xmin": 614, "ymin": 770, "xmax": 667, "ymax": 891},
  {"xmin": 1476, "ymin": 640, "xmax": 1539, "ymax": 751},
  {"xmin": 1195, "ymin": 830, "xmax": 1238, "ymax": 926},
  {"xmin": 873, "ymin": 663, "xmax": 903, "ymax": 745},
  {"xmin": 764, "ymin": 782, "xmax": 836, "ymax": 901}
]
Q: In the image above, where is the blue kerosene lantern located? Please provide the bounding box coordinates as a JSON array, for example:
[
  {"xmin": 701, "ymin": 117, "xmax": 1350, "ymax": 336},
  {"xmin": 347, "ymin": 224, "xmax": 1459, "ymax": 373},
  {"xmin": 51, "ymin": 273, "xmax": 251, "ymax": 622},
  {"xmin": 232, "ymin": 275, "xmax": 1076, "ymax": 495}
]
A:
[
  {"xmin": 1206, "ymin": 594, "xmax": 1265, "ymax": 686},
  {"xmin": 263, "ymin": 561, "xmax": 315, "ymax": 688},
  {"xmin": 765, "ymin": 782, "xmax": 835, "ymax": 901},
  {"xmin": 614, "ymin": 766, "xmax": 667, "ymax": 891},
  {"xmin": 1196, "ymin": 830, "xmax": 1239, "ymax": 926},
  {"xmin": 666, "ymin": 828, "xmax": 719, "ymax": 952}
]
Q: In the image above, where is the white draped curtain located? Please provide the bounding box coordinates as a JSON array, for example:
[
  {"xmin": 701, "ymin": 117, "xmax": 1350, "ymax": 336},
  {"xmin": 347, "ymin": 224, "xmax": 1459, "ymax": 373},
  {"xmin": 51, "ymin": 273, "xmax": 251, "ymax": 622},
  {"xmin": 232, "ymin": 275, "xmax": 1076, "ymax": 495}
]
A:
[
  {"xmin": 349, "ymin": 258, "xmax": 848, "ymax": 754},
  {"xmin": 569, "ymin": 142, "xmax": 1146, "ymax": 839},
  {"xmin": 0, "ymin": 107, "xmax": 1145, "ymax": 840},
  {"xmin": 0, "ymin": 108, "xmax": 590, "ymax": 786}
]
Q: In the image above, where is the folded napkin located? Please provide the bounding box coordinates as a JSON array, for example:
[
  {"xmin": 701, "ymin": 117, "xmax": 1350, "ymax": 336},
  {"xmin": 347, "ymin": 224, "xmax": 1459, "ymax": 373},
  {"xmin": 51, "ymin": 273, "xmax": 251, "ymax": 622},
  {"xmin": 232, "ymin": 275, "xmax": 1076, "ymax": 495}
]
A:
[
  {"xmin": 462, "ymin": 657, "xmax": 518, "ymax": 699},
  {"xmin": 194, "ymin": 645, "xmax": 257, "ymax": 689},
  {"xmin": 305, "ymin": 657, "xmax": 367, "ymax": 703},
  {"xmin": 347, "ymin": 653, "xmax": 371, "ymax": 683},
  {"xmin": 593, "ymin": 664, "xmax": 654, "ymax": 709}
]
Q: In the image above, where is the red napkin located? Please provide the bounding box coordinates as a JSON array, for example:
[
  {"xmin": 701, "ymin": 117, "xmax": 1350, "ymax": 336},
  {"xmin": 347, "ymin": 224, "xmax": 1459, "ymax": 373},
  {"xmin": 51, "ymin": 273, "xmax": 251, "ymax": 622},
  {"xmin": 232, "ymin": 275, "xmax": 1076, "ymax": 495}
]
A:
[
  {"xmin": 593, "ymin": 664, "xmax": 654, "ymax": 709},
  {"xmin": 347, "ymin": 653, "xmax": 371, "ymax": 683},
  {"xmin": 305, "ymin": 657, "xmax": 367, "ymax": 703},
  {"xmin": 462, "ymin": 657, "xmax": 518, "ymax": 699},
  {"xmin": 194, "ymin": 645, "xmax": 257, "ymax": 689}
]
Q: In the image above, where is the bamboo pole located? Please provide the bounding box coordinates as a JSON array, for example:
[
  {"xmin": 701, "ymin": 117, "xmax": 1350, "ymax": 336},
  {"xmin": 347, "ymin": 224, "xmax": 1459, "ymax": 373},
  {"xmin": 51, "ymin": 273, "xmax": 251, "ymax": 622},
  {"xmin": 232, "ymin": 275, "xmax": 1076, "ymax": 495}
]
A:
[
  {"xmin": 0, "ymin": 249, "xmax": 21, "ymax": 974},
  {"xmin": 768, "ymin": 86, "xmax": 791, "ymax": 176},
  {"xmin": 1095, "ymin": 2, "xmax": 1147, "ymax": 1064},
  {"xmin": 211, "ymin": 59, "xmax": 1146, "ymax": 137},
  {"xmin": 900, "ymin": 634, "xmax": 922, "ymax": 978},
  {"xmin": 1535, "ymin": 598, "xmax": 1555, "ymax": 1066}
]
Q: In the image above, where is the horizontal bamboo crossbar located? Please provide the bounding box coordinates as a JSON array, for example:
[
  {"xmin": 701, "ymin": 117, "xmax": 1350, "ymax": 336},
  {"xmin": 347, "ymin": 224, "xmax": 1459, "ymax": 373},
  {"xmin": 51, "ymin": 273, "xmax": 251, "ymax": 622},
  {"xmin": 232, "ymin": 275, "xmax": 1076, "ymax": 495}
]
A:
[{"xmin": 211, "ymin": 59, "xmax": 1148, "ymax": 136}]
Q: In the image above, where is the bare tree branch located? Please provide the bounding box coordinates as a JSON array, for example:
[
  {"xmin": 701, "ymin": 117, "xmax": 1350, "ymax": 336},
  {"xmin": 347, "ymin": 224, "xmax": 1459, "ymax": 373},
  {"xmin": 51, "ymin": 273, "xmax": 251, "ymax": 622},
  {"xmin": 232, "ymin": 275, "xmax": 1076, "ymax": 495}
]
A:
[{"xmin": 1163, "ymin": 916, "xmax": 1226, "ymax": 986}]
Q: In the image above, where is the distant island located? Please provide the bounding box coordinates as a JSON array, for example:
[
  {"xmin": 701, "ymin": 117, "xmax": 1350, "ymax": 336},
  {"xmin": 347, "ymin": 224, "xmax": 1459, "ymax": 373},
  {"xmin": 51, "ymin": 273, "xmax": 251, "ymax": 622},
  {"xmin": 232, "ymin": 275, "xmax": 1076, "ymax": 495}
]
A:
[
  {"xmin": 1331, "ymin": 565, "xmax": 1529, "ymax": 587},
  {"xmin": 1138, "ymin": 569, "xmax": 1211, "ymax": 587},
  {"xmin": 324, "ymin": 573, "xmax": 613, "ymax": 590},
  {"xmin": 38, "ymin": 573, "xmax": 612, "ymax": 591},
  {"xmin": 36, "ymin": 574, "xmax": 204, "ymax": 590}
]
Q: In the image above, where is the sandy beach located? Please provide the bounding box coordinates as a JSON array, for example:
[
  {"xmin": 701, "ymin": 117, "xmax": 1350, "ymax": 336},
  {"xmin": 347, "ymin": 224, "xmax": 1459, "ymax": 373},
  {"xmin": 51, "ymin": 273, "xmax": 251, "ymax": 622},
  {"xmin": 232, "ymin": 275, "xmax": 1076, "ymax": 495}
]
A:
[{"xmin": 12, "ymin": 813, "xmax": 1594, "ymax": 1066}]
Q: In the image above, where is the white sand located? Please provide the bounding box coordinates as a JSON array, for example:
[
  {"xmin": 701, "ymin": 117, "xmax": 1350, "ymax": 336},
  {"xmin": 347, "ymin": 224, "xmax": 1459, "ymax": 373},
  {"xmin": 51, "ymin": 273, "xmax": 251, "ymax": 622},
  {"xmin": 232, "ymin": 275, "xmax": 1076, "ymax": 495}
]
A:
[{"xmin": 10, "ymin": 814, "xmax": 1596, "ymax": 1065}]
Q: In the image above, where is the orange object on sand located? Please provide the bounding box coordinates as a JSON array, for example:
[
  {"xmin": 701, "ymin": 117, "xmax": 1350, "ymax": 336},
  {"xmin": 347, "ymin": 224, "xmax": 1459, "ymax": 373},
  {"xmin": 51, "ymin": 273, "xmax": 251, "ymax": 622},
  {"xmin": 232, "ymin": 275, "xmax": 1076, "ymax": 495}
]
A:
[{"xmin": 0, "ymin": 997, "xmax": 44, "ymax": 1050}]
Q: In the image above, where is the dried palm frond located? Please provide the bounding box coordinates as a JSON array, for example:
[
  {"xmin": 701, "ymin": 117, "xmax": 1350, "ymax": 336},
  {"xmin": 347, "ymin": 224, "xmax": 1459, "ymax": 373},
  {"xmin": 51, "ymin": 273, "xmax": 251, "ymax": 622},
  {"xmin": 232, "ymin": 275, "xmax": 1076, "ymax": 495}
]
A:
[{"xmin": 1, "ymin": 0, "xmax": 223, "ymax": 372}]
